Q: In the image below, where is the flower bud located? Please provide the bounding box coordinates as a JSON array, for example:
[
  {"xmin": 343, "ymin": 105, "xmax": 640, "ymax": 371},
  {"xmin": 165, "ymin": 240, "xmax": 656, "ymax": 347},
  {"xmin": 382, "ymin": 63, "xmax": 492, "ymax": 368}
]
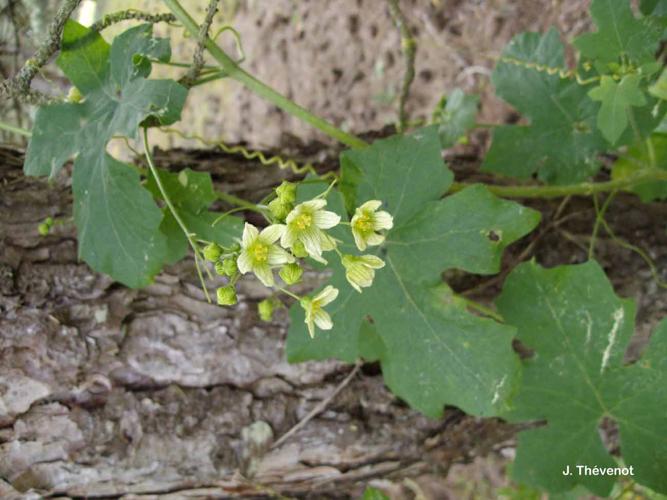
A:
[
  {"xmin": 38, "ymin": 223, "xmax": 50, "ymax": 236},
  {"xmin": 279, "ymin": 263, "xmax": 303, "ymax": 285},
  {"xmin": 216, "ymin": 285, "xmax": 237, "ymax": 306},
  {"xmin": 67, "ymin": 86, "xmax": 83, "ymax": 103},
  {"xmin": 203, "ymin": 243, "xmax": 222, "ymax": 262},
  {"xmin": 291, "ymin": 240, "xmax": 309, "ymax": 258},
  {"xmin": 258, "ymin": 299, "xmax": 275, "ymax": 322},
  {"xmin": 268, "ymin": 198, "xmax": 292, "ymax": 221},
  {"xmin": 221, "ymin": 258, "xmax": 238, "ymax": 277},
  {"xmin": 275, "ymin": 181, "xmax": 297, "ymax": 204}
]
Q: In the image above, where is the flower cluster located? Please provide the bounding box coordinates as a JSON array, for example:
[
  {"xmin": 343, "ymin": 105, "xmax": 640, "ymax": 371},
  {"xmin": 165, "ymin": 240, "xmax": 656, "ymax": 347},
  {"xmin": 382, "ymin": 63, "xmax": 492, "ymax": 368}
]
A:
[{"xmin": 204, "ymin": 181, "xmax": 393, "ymax": 338}]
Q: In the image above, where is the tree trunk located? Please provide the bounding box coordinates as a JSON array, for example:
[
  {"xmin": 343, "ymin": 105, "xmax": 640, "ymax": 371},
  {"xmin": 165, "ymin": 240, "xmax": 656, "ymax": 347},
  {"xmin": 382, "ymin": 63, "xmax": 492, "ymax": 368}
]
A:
[{"xmin": 0, "ymin": 146, "xmax": 515, "ymax": 499}]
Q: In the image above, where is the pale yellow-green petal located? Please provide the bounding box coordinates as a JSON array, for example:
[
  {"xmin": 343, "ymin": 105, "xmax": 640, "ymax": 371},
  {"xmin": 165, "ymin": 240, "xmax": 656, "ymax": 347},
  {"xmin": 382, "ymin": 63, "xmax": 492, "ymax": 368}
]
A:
[
  {"xmin": 300, "ymin": 199, "xmax": 327, "ymax": 212},
  {"xmin": 305, "ymin": 315, "xmax": 316, "ymax": 338},
  {"xmin": 346, "ymin": 274, "xmax": 362, "ymax": 293},
  {"xmin": 373, "ymin": 210, "xmax": 394, "ymax": 230},
  {"xmin": 359, "ymin": 200, "xmax": 382, "ymax": 212},
  {"xmin": 253, "ymin": 264, "xmax": 274, "ymax": 287},
  {"xmin": 360, "ymin": 255, "xmax": 385, "ymax": 269},
  {"xmin": 267, "ymin": 245, "xmax": 294, "ymax": 266},
  {"xmin": 301, "ymin": 228, "xmax": 325, "ymax": 262},
  {"xmin": 313, "ymin": 309, "xmax": 333, "ymax": 330},
  {"xmin": 321, "ymin": 233, "xmax": 337, "ymax": 251},
  {"xmin": 365, "ymin": 232, "xmax": 385, "ymax": 247},
  {"xmin": 280, "ymin": 225, "xmax": 298, "ymax": 248},
  {"xmin": 352, "ymin": 228, "xmax": 367, "ymax": 251},
  {"xmin": 315, "ymin": 285, "xmax": 339, "ymax": 306},
  {"xmin": 260, "ymin": 224, "xmax": 285, "ymax": 244},
  {"xmin": 242, "ymin": 222, "xmax": 259, "ymax": 247},
  {"xmin": 237, "ymin": 251, "xmax": 253, "ymax": 274},
  {"xmin": 346, "ymin": 264, "xmax": 374, "ymax": 290},
  {"xmin": 313, "ymin": 209, "xmax": 341, "ymax": 229},
  {"xmin": 285, "ymin": 203, "xmax": 304, "ymax": 224}
]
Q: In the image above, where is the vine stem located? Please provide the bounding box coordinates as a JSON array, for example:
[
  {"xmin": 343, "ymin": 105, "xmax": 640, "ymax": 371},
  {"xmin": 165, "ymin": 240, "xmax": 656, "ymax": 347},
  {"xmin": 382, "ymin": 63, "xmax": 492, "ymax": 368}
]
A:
[
  {"xmin": 0, "ymin": 120, "xmax": 31, "ymax": 137},
  {"xmin": 142, "ymin": 128, "xmax": 212, "ymax": 302},
  {"xmin": 449, "ymin": 168, "xmax": 667, "ymax": 198},
  {"xmin": 162, "ymin": 0, "xmax": 368, "ymax": 150}
]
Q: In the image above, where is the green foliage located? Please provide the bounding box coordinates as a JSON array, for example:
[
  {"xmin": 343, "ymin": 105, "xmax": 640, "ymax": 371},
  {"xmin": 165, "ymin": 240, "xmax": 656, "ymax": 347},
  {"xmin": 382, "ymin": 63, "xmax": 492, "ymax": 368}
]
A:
[
  {"xmin": 574, "ymin": 0, "xmax": 661, "ymax": 64},
  {"xmin": 287, "ymin": 128, "xmax": 540, "ymax": 418},
  {"xmin": 145, "ymin": 168, "xmax": 243, "ymax": 264},
  {"xmin": 434, "ymin": 88, "xmax": 479, "ymax": 148},
  {"xmin": 24, "ymin": 21, "xmax": 187, "ymax": 287},
  {"xmin": 497, "ymin": 260, "xmax": 667, "ymax": 496},
  {"xmin": 612, "ymin": 133, "xmax": 667, "ymax": 201},
  {"xmin": 482, "ymin": 29, "xmax": 606, "ymax": 184},
  {"xmin": 588, "ymin": 75, "xmax": 646, "ymax": 144},
  {"xmin": 649, "ymin": 68, "xmax": 667, "ymax": 100}
]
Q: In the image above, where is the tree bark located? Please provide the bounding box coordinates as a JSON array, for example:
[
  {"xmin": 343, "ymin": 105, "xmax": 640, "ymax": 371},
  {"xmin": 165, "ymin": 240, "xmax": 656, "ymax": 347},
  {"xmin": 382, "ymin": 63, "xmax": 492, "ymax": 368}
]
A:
[{"xmin": 0, "ymin": 146, "xmax": 515, "ymax": 499}]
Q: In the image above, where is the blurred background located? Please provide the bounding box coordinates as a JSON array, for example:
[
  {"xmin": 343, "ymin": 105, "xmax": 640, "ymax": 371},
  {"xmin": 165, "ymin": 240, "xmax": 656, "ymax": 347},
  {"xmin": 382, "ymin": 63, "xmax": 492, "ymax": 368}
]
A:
[{"xmin": 1, "ymin": 0, "xmax": 592, "ymax": 150}]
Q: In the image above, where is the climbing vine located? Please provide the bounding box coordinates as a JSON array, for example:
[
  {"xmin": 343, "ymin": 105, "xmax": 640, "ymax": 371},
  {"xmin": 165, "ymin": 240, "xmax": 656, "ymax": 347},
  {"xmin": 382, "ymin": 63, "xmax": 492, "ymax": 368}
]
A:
[{"xmin": 2, "ymin": 0, "xmax": 667, "ymax": 497}]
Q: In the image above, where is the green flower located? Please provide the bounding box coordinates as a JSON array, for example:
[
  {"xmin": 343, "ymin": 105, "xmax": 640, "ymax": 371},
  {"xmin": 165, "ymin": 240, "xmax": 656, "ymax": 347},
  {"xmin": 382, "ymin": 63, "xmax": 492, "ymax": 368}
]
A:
[
  {"xmin": 300, "ymin": 285, "xmax": 339, "ymax": 338},
  {"xmin": 350, "ymin": 200, "xmax": 393, "ymax": 251},
  {"xmin": 341, "ymin": 254, "xmax": 385, "ymax": 293},
  {"xmin": 281, "ymin": 199, "xmax": 340, "ymax": 263},
  {"xmin": 279, "ymin": 262, "xmax": 303, "ymax": 285},
  {"xmin": 237, "ymin": 223, "xmax": 294, "ymax": 287},
  {"xmin": 216, "ymin": 285, "xmax": 237, "ymax": 306}
]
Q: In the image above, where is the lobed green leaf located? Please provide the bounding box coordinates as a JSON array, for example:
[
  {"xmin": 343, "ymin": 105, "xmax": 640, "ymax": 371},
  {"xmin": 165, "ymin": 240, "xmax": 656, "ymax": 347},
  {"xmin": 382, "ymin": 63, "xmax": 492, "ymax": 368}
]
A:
[{"xmin": 497, "ymin": 260, "xmax": 667, "ymax": 496}]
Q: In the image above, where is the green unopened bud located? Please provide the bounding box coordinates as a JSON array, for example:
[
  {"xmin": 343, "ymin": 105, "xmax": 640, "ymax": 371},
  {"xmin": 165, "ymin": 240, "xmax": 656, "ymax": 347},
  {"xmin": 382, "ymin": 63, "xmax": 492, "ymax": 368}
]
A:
[
  {"xmin": 203, "ymin": 243, "xmax": 222, "ymax": 262},
  {"xmin": 279, "ymin": 263, "xmax": 303, "ymax": 285},
  {"xmin": 216, "ymin": 285, "xmax": 237, "ymax": 306},
  {"xmin": 275, "ymin": 181, "xmax": 297, "ymax": 204},
  {"xmin": 38, "ymin": 217, "xmax": 53, "ymax": 236},
  {"xmin": 268, "ymin": 198, "xmax": 292, "ymax": 221},
  {"xmin": 291, "ymin": 240, "xmax": 309, "ymax": 258},
  {"xmin": 258, "ymin": 299, "xmax": 275, "ymax": 321},
  {"xmin": 221, "ymin": 258, "xmax": 238, "ymax": 276},
  {"xmin": 67, "ymin": 86, "xmax": 83, "ymax": 103},
  {"xmin": 214, "ymin": 261, "xmax": 226, "ymax": 275}
]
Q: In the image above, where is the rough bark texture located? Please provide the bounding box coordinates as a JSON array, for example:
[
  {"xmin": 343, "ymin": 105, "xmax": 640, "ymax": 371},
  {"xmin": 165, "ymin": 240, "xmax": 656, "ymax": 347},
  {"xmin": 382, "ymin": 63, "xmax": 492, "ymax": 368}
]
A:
[{"xmin": 0, "ymin": 146, "xmax": 518, "ymax": 499}]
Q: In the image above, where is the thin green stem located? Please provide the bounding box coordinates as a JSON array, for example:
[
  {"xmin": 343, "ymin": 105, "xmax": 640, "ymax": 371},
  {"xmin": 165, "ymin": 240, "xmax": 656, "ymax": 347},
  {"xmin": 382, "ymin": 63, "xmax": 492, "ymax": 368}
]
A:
[
  {"xmin": 645, "ymin": 136, "xmax": 657, "ymax": 169},
  {"xmin": 142, "ymin": 128, "xmax": 212, "ymax": 302},
  {"xmin": 190, "ymin": 70, "xmax": 229, "ymax": 86},
  {"xmin": 0, "ymin": 120, "xmax": 32, "ymax": 137},
  {"xmin": 217, "ymin": 191, "xmax": 265, "ymax": 213},
  {"xmin": 278, "ymin": 286, "xmax": 302, "ymax": 301},
  {"xmin": 386, "ymin": 0, "xmax": 416, "ymax": 132},
  {"xmin": 449, "ymin": 168, "xmax": 667, "ymax": 198},
  {"xmin": 162, "ymin": 0, "xmax": 368, "ymax": 149},
  {"xmin": 151, "ymin": 59, "xmax": 219, "ymax": 71},
  {"xmin": 588, "ymin": 191, "xmax": 616, "ymax": 260}
]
